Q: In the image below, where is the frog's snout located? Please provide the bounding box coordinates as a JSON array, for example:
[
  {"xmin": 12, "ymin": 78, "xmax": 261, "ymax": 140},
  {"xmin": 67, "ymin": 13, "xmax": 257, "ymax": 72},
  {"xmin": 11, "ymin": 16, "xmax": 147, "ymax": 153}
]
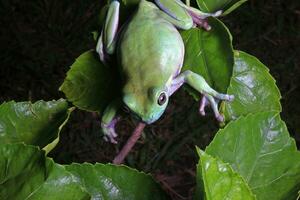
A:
[
  {"xmin": 123, "ymin": 93, "xmax": 166, "ymax": 124},
  {"xmin": 142, "ymin": 116, "xmax": 158, "ymax": 125},
  {"xmin": 141, "ymin": 111, "xmax": 165, "ymax": 124},
  {"xmin": 129, "ymin": 111, "xmax": 158, "ymax": 124}
]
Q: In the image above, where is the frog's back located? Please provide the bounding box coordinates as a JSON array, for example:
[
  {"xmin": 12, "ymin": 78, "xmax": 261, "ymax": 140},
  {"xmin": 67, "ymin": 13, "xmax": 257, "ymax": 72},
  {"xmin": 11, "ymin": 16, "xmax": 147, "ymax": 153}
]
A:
[{"xmin": 118, "ymin": 0, "xmax": 184, "ymax": 89}]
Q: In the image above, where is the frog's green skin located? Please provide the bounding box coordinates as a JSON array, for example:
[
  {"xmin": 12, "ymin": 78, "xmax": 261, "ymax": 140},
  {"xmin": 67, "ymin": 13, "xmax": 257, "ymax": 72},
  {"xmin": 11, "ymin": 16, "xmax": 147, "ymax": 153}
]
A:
[{"xmin": 97, "ymin": 0, "xmax": 233, "ymax": 143}]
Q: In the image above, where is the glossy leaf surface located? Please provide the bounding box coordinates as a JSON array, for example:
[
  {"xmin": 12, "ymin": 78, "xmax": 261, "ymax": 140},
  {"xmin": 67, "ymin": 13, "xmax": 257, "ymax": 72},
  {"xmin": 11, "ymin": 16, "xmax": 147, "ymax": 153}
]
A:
[
  {"xmin": 0, "ymin": 99, "xmax": 70, "ymax": 148},
  {"xmin": 0, "ymin": 143, "xmax": 90, "ymax": 200},
  {"xmin": 181, "ymin": 18, "xmax": 233, "ymax": 97},
  {"xmin": 196, "ymin": 148, "xmax": 255, "ymax": 200},
  {"xmin": 60, "ymin": 50, "xmax": 120, "ymax": 112},
  {"xmin": 206, "ymin": 112, "xmax": 300, "ymax": 199},
  {"xmin": 196, "ymin": 0, "xmax": 247, "ymax": 15},
  {"xmin": 66, "ymin": 163, "xmax": 169, "ymax": 200},
  {"xmin": 0, "ymin": 143, "xmax": 168, "ymax": 200},
  {"xmin": 221, "ymin": 51, "xmax": 281, "ymax": 121}
]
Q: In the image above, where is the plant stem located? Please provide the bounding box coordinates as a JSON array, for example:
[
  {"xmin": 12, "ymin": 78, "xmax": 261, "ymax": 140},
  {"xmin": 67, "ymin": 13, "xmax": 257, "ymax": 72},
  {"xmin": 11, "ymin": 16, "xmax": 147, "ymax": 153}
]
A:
[{"xmin": 113, "ymin": 122, "xmax": 146, "ymax": 164}]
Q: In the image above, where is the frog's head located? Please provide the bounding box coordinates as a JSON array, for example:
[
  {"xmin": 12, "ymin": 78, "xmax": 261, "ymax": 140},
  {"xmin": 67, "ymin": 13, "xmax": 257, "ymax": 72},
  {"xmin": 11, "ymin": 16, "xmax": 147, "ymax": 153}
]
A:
[{"xmin": 123, "ymin": 87, "xmax": 169, "ymax": 124}]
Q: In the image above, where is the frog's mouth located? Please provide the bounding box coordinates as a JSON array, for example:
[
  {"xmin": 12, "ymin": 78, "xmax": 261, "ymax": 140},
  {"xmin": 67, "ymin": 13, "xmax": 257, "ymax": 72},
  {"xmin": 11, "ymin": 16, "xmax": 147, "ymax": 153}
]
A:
[
  {"xmin": 126, "ymin": 109, "xmax": 159, "ymax": 125},
  {"xmin": 141, "ymin": 117, "xmax": 158, "ymax": 125},
  {"xmin": 130, "ymin": 111, "xmax": 156, "ymax": 124},
  {"xmin": 122, "ymin": 99, "xmax": 164, "ymax": 124}
]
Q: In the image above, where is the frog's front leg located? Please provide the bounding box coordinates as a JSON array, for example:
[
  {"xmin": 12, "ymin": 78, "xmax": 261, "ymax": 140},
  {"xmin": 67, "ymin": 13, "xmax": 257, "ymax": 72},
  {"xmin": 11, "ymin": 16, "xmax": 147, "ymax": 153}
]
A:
[
  {"xmin": 101, "ymin": 99, "xmax": 122, "ymax": 143},
  {"xmin": 169, "ymin": 70, "xmax": 234, "ymax": 121},
  {"xmin": 96, "ymin": 0, "xmax": 120, "ymax": 62}
]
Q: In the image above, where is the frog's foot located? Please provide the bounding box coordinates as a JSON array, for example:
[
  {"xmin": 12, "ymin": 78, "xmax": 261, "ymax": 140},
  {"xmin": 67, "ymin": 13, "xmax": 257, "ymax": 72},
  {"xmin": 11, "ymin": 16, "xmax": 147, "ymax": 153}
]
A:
[
  {"xmin": 200, "ymin": 93, "xmax": 234, "ymax": 122},
  {"xmin": 101, "ymin": 117, "xmax": 120, "ymax": 144},
  {"xmin": 187, "ymin": 10, "xmax": 222, "ymax": 30}
]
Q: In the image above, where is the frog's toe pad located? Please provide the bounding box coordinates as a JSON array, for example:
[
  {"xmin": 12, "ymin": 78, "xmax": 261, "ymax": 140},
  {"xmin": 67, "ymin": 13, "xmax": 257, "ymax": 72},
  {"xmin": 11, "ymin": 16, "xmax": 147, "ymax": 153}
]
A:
[
  {"xmin": 213, "ymin": 10, "xmax": 223, "ymax": 17},
  {"xmin": 103, "ymin": 129, "xmax": 118, "ymax": 144},
  {"xmin": 227, "ymin": 94, "xmax": 235, "ymax": 102},
  {"xmin": 218, "ymin": 94, "xmax": 235, "ymax": 102},
  {"xmin": 215, "ymin": 114, "xmax": 224, "ymax": 122}
]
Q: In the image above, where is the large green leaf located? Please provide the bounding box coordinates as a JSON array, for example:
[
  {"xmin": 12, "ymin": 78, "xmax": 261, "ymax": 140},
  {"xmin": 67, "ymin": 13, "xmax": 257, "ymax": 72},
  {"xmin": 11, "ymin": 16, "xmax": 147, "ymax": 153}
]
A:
[
  {"xmin": 206, "ymin": 112, "xmax": 300, "ymax": 199},
  {"xmin": 66, "ymin": 163, "xmax": 169, "ymax": 200},
  {"xmin": 196, "ymin": 0, "xmax": 247, "ymax": 15},
  {"xmin": 181, "ymin": 18, "xmax": 233, "ymax": 98},
  {"xmin": 0, "ymin": 143, "xmax": 169, "ymax": 200},
  {"xmin": 196, "ymin": 147, "xmax": 255, "ymax": 200},
  {"xmin": 60, "ymin": 50, "xmax": 120, "ymax": 112},
  {"xmin": 0, "ymin": 99, "xmax": 71, "ymax": 149},
  {"xmin": 221, "ymin": 51, "xmax": 281, "ymax": 121},
  {"xmin": 0, "ymin": 143, "xmax": 90, "ymax": 200}
]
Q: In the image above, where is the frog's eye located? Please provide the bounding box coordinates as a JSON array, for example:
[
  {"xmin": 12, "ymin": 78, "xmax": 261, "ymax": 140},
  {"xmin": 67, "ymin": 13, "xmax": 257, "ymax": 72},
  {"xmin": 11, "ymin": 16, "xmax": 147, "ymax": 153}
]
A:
[{"xmin": 157, "ymin": 92, "xmax": 167, "ymax": 106}]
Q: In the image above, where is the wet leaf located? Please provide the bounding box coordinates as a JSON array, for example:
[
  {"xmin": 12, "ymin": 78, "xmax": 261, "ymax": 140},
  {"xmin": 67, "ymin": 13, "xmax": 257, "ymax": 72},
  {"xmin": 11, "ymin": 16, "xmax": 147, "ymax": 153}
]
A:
[
  {"xmin": 221, "ymin": 51, "xmax": 281, "ymax": 121},
  {"xmin": 181, "ymin": 18, "xmax": 233, "ymax": 98},
  {"xmin": 0, "ymin": 143, "xmax": 90, "ymax": 200},
  {"xmin": 196, "ymin": 148, "xmax": 256, "ymax": 200},
  {"xmin": 206, "ymin": 112, "xmax": 300, "ymax": 199},
  {"xmin": 60, "ymin": 50, "xmax": 120, "ymax": 112},
  {"xmin": 0, "ymin": 143, "xmax": 169, "ymax": 200},
  {"xmin": 0, "ymin": 99, "xmax": 71, "ymax": 149},
  {"xmin": 66, "ymin": 163, "xmax": 169, "ymax": 200}
]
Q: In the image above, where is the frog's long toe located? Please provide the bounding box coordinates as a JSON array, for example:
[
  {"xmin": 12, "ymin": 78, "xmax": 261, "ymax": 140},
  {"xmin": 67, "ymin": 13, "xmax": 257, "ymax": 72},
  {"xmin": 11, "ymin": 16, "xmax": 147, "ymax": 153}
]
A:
[
  {"xmin": 215, "ymin": 113, "xmax": 224, "ymax": 122},
  {"xmin": 199, "ymin": 95, "xmax": 209, "ymax": 116},
  {"xmin": 103, "ymin": 127, "xmax": 118, "ymax": 144}
]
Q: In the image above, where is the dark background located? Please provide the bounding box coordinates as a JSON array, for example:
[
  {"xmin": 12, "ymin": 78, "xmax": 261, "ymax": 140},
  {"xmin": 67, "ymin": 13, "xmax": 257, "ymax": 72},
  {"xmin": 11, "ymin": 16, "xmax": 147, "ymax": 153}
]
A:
[{"xmin": 0, "ymin": 0, "xmax": 299, "ymax": 199}]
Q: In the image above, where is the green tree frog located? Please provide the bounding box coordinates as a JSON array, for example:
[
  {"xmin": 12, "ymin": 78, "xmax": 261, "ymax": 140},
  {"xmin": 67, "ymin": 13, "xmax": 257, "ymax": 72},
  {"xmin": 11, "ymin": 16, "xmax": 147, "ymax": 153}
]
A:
[{"xmin": 97, "ymin": 0, "xmax": 234, "ymax": 143}]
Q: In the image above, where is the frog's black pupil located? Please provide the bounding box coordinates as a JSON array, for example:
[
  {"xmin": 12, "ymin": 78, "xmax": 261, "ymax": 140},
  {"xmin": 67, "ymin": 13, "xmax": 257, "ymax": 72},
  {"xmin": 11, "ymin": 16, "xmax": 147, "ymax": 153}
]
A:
[{"xmin": 158, "ymin": 93, "xmax": 167, "ymax": 105}]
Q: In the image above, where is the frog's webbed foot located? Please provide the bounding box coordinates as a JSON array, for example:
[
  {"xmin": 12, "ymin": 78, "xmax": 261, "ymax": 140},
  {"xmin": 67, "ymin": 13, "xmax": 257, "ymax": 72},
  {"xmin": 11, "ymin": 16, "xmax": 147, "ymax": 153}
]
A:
[
  {"xmin": 102, "ymin": 117, "xmax": 120, "ymax": 144},
  {"xmin": 188, "ymin": 9, "xmax": 222, "ymax": 31},
  {"xmin": 199, "ymin": 93, "xmax": 234, "ymax": 122}
]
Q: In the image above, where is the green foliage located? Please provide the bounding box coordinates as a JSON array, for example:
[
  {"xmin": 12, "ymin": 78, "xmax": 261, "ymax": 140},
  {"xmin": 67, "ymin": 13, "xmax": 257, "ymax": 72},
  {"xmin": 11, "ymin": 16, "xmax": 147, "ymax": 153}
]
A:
[
  {"xmin": 60, "ymin": 50, "xmax": 120, "ymax": 112},
  {"xmin": 181, "ymin": 18, "xmax": 233, "ymax": 96},
  {"xmin": 196, "ymin": 148, "xmax": 256, "ymax": 200},
  {"xmin": 0, "ymin": 99, "xmax": 71, "ymax": 149},
  {"xmin": 0, "ymin": 143, "xmax": 90, "ymax": 200},
  {"xmin": 221, "ymin": 51, "xmax": 282, "ymax": 121},
  {"xmin": 0, "ymin": 143, "xmax": 167, "ymax": 200},
  {"xmin": 66, "ymin": 163, "xmax": 168, "ymax": 200},
  {"xmin": 1, "ymin": 0, "xmax": 299, "ymax": 199},
  {"xmin": 206, "ymin": 112, "xmax": 300, "ymax": 199}
]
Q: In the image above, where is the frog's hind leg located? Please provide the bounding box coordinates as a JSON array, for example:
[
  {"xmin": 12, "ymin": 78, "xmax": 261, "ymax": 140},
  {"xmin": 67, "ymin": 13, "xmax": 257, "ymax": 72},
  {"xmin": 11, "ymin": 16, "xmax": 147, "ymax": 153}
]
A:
[
  {"xmin": 185, "ymin": 7, "xmax": 222, "ymax": 30},
  {"xmin": 187, "ymin": 10, "xmax": 221, "ymax": 31},
  {"xmin": 155, "ymin": 0, "xmax": 222, "ymax": 31},
  {"xmin": 169, "ymin": 70, "xmax": 234, "ymax": 122},
  {"xmin": 96, "ymin": 0, "xmax": 120, "ymax": 62}
]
